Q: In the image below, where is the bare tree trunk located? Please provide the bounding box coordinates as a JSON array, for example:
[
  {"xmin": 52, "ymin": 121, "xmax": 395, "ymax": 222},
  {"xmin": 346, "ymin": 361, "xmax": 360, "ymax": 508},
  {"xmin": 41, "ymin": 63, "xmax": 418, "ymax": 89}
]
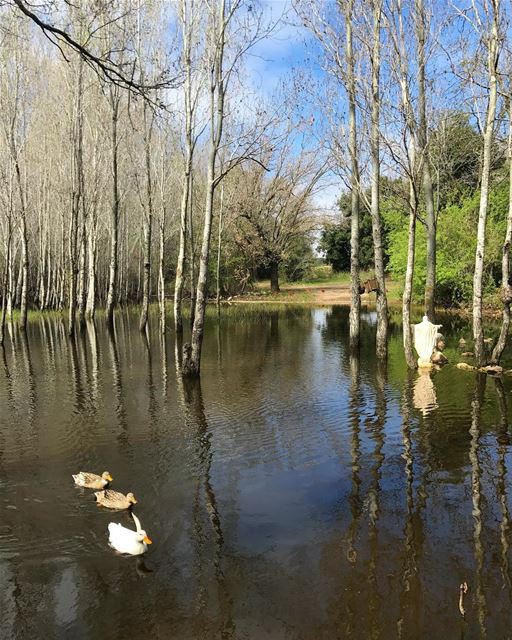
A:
[
  {"xmin": 174, "ymin": 0, "xmax": 195, "ymax": 333},
  {"xmin": 346, "ymin": 0, "xmax": 360, "ymax": 352},
  {"xmin": 105, "ymin": 91, "xmax": 120, "ymax": 329},
  {"xmin": 158, "ymin": 206, "xmax": 166, "ymax": 333},
  {"xmin": 139, "ymin": 103, "xmax": 154, "ymax": 333},
  {"xmin": 188, "ymin": 177, "xmax": 196, "ymax": 329},
  {"xmin": 85, "ymin": 222, "xmax": 97, "ymax": 319},
  {"xmin": 491, "ymin": 100, "xmax": 512, "ymax": 364},
  {"xmin": 416, "ymin": 0, "xmax": 436, "ymax": 319},
  {"xmin": 68, "ymin": 56, "xmax": 84, "ymax": 337},
  {"xmin": 0, "ymin": 221, "xmax": 11, "ymax": 346},
  {"xmin": 370, "ymin": 0, "xmax": 388, "ymax": 359},
  {"xmin": 183, "ymin": 0, "xmax": 228, "ymax": 377},
  {"xmin": 15, "ymin": 249, "xmax": 22, "ymax": 307},
  {"xmin": 6, "ymin": 236, "xmax": 13, "ymax": 319},
  {"xmin": 269, "ymin": 259, "xmax": 280, "ymax": 293},
  {"xmin": 174, "ymin": 170, "xmax": 190, "ymax": 333},
  {"xmin": 403, "ymin": 182, "xmax": 417, "ymax": 369},
  {"xmin": 18, "ymin": 199, "xmax": 28, "ymax": 330},
  {"xmin": 85, "ymin": 134, "xmax": 100, "ymax": 320},
  {"xmin": 185, "ymin": 168, "xmax": 214, "ymax": 376},
  {"xmin": 77, "ymin": 217, "xmax": 87, "ymax": 326},
  {"xmin": 216, "ymin": 182, "xmax": 224, "ymax": 306},
  {"xmin": 473, "ymin": 5, "xmax": 499, "ymax": 367}
]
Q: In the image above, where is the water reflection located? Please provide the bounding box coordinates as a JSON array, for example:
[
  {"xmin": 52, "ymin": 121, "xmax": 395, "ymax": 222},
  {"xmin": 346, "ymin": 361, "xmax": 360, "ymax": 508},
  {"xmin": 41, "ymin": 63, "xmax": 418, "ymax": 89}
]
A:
[
  {"xmin": 413, "ymin": 368, "xmax": 438, "ymax": 416},
  {"xmin": 470, "ymin": 373, "xmax": 487, "ymax": 637},
  {"xmin": 106, "ymin": 323, "xmax": 130, "ymax": 451},
  {"xmin": 177, "ymin": 370, "xmax": 235, "ymax": 638},
  {"xmin": 494, "ymin": 378, "xmax": 512, "ymax": 601},
  {"xmin": 0, "ymin": 307, "xmax": 511, "ymax": 637},
  {"xmin": 397, "ymin": 371, "xmax": 423, "ymax": 638}
]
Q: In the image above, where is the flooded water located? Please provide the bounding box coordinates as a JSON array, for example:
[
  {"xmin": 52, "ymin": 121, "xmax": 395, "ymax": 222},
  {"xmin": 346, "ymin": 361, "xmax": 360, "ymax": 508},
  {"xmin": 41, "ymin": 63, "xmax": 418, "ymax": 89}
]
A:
[{"xmin": 1, "ymin": 305, "xmax": 512, "ymax": 639}]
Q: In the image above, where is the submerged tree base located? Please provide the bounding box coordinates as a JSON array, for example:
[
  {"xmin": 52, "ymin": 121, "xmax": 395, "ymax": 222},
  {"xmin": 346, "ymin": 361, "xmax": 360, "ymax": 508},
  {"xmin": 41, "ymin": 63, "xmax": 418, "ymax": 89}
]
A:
[{"xmin": 181, "ymin": 342, "xmax": 200, "ymax": 378}]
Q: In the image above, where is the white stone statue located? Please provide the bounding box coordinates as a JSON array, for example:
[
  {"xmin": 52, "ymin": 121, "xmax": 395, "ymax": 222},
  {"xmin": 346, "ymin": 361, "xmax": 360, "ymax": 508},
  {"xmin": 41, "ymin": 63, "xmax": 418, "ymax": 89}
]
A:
[{"xmin": 413, "ymin": 315, "xmax": 442, "ymax": 368}]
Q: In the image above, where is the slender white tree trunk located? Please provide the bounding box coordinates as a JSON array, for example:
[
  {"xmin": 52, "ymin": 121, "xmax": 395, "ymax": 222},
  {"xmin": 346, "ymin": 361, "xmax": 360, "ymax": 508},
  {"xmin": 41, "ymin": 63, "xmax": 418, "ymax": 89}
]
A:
[
  {"xmin": 370, "ymin": 0, "xmax": 388, "ymax": 359},
  {"xmin": 416, "ymin": 0, "xmax": 436, "ymax": 319},
  {"xmin": 492, "ymin": 99, "xmax": 512, "ymax": 364},
  {"xmin": 473, "ymin": 4, "xmax": 500, "ymax": 367},
  {"xmin": 106, "ymin": 92, "xmax": 120, "ymax": 329},
  {"xmin": 346, "ymin": 0, "xmax": 360, "ymax": 352},
  {"xmin": 183, "ymin": 0, "xmax": 227, "ymax": 377}
]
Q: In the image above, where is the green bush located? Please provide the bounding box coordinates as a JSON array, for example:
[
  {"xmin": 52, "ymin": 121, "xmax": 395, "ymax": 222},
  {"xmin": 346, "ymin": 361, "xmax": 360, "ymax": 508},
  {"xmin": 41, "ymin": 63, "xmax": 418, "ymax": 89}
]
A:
[{"xmin": 384, "ymin": 179, "xmax": 509, "ymax": 306}]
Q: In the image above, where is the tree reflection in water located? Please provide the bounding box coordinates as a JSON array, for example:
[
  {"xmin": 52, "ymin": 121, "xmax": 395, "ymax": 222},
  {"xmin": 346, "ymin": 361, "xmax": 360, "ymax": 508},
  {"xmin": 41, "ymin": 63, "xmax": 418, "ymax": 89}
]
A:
[
  {"xmin": 176, "ymin": 346, "xmax": 235, "ymax": 639},
  {"xmin": 1, "ymin": 308, "xmax": 512, "ymax": 637},
  {"xmin": 470, "ymin": 373, "xmax": 487, "ymax": 637}
]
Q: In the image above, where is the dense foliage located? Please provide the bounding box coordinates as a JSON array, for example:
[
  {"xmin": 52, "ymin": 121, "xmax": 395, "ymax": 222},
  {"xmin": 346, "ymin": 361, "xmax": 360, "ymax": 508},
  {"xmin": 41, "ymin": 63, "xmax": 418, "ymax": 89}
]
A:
[
  {"xmin": 318, "ymin": 196, "xmax": 376, "ymax": 272},
  {"xmin": 318, "ymin": 114, "xmax": 509, "ymax": 307}
]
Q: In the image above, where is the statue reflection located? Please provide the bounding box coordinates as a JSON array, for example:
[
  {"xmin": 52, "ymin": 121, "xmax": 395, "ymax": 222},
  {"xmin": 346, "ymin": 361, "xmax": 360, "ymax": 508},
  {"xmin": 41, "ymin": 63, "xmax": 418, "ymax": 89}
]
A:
[{"xmin": 413, "ymin": 368, "xmax": 438, "ymax": 416}]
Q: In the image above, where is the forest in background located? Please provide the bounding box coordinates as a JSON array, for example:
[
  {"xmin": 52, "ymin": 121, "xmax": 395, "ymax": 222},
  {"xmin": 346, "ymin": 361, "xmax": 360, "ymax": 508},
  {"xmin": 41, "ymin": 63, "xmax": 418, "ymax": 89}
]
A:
[{"xmin": 1, "ymin": 0, "xmax": 511, "ymax": 373}]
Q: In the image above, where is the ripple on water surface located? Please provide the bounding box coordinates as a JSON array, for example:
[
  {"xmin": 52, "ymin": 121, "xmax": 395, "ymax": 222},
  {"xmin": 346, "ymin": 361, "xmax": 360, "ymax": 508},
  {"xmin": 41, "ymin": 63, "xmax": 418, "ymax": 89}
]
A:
[{"xmin": 0, "ymin": 307, "xmax": 512, "ymax": 638}]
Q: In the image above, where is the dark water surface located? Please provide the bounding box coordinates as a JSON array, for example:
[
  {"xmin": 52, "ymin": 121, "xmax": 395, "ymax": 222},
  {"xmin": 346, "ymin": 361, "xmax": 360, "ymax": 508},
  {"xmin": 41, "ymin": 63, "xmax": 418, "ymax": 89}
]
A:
[{"xmin": 2, "ymin": 305, "xmax": 512, "ymax": 639}]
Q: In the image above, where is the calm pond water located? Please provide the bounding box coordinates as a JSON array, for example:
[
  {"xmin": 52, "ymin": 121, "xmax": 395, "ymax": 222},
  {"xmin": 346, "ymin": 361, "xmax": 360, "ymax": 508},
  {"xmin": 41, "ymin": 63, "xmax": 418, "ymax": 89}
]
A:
[{"xmin": 1, "ymin": 305, "xmax": 512, "ymax": 639}]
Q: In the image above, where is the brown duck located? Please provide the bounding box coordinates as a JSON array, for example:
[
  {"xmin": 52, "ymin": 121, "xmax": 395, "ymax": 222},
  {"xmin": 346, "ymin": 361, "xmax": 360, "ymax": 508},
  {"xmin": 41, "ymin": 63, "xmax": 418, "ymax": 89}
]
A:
[
  {"xmin": 72, "ymin": 471, "xmax": 113, "ymax": 489},
  {"xmin": 95, "ymin": 489, "xmax": 138, "ymax": 510}
]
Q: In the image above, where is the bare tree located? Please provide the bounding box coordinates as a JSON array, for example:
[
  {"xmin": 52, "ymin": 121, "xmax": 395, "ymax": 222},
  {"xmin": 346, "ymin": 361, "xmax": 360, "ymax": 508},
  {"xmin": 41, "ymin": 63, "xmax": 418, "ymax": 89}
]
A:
[
  {"xmin": 346, "ymin": 0, "xmax": 361, "ymax": 351},
  {"xmin": 182, "ymin": 0, "xmax": 275, "ymax": 376},
  {"xmin": 174, "ymin": 0, "xmax": 203, "ymax": 334},
  {"xmin": 368, "ymin": 0, "xmax": 388, "ymax": 360},
  {"xmin": 471, "ymin": 0, "xmax": 502, "ymax": 366},
  {"xmin": 296, "ymin": 0, "xmax": 363, "ymax": 350},
  {"xmin": 416, "ymin": 0, "xmax": 436, "ymax": 319}
]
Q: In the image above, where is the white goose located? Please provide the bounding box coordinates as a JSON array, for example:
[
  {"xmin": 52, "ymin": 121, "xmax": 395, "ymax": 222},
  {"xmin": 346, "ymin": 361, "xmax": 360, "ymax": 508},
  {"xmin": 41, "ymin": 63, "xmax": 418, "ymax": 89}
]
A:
[{"xmin": 108, "ymin": 512, "xmax": 152, "ymax": 556}]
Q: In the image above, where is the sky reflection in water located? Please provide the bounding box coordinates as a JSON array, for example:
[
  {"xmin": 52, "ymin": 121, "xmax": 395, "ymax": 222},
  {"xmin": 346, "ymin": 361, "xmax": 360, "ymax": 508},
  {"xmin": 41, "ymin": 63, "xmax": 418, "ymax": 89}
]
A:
[{"xmin": 0, "ymin": 306, "xmax": 511, "ymax": 639}]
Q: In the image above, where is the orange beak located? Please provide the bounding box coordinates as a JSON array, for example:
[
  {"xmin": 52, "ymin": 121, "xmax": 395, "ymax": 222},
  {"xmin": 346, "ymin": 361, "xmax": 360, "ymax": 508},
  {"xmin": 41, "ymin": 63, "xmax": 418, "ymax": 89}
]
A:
[
  {"xmin": 107, "ymin": 474, "xmax": 113, "ymax": 482},
  {"xmin": 143, "ymin": 535, "xmax": 153, "ymax": 545},
  {"xmin": 131, "ymin": 497, "xmax": 138, "ymax": 505}
]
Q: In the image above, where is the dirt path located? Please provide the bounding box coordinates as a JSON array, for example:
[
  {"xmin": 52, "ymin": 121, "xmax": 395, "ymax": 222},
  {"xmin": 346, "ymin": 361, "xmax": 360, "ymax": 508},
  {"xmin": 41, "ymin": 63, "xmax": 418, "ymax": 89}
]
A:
[
  {"xmin": 235, "ymin": 281, "xmax": 357, "ymax": 305},
  {"xmin": 281, "ymin": 283, "xmax": 353, "ymax": 304}
]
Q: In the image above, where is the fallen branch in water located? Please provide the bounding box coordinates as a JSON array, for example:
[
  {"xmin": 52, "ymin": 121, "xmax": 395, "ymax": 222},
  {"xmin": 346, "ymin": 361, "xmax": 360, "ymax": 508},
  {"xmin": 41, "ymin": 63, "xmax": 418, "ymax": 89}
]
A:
[{"xmin": 459, "ymin": 582, "xmax": 468, "ymax": 617}]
